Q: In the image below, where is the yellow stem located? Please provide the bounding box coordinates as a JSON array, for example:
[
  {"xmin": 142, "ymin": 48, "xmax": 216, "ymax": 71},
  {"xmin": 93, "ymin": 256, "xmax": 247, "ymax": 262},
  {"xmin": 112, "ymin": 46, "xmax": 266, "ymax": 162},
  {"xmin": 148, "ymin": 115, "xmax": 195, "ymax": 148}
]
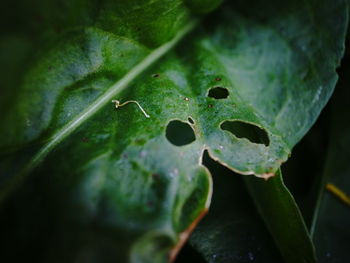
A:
[{"xmin": 326, "ymin": 183, "xmax": 350, "ymax": 207}]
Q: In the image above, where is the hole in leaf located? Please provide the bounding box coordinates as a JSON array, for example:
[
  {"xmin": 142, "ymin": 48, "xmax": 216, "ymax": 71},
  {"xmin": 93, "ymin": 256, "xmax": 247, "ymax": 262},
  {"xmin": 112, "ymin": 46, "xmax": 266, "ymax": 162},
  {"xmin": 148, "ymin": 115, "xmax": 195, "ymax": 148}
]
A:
[
  {"xmin": 220, "ymin": 121, "xmax": 269, "ymax": 146},
  {"xmin": 166, "ymin": 120, "xmax": 196, "ymax": 146},
  {"xmin": 188, "ymin": 117, "xmax": 194, "ymax": 124},
  {"xmin": 208, "ymin": 87, "xmax": 229, "ymax": 99}
]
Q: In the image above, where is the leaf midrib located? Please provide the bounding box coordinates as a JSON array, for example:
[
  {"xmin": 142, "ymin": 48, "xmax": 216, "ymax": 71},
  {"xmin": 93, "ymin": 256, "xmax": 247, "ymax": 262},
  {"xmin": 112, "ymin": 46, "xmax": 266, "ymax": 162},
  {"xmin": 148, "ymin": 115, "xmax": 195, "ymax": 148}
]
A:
[{"xmin": 0, "ymin": 19, "xmax": 198, "ymax": 203}]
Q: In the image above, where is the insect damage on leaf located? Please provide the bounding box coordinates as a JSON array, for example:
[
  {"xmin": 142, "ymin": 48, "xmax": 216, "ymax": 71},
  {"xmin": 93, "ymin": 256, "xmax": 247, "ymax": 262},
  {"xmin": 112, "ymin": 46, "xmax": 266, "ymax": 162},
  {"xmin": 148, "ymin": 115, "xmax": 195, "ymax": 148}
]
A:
[
  {"xmin": 220, "ymin": 120, "xmax": 270, "ymax": 146},
  {"xmin": 0, "ymin": 0, "xmax": 348, "ymax": 262},
  {"xmin": 207, "ymin": 86, "xmax": 229, "ymax": 99},
  {"xmin": 166, "ymin": 120, "xmax": 196, "ymax": 146}
]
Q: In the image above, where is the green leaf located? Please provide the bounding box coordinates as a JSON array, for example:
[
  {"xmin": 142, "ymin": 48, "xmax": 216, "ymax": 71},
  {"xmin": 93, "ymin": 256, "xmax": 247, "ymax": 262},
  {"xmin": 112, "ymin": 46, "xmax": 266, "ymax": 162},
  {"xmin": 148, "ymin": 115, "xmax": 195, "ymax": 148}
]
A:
[
  {"xmin": 0, "ymin": 0, "xmax": 348, "ymax": 262},
  {"xmin": 0, "ymin": 0, "xmax": 200, "ymax": 197},
  {"xmin": 312, "ymin": 65, "xmax": 350, "ymax": 262},
  {"xmin": 244, "ymin": 170, "xmax": 316, "ymax": 263},
  {"xmin": 0, "ymin": 1, "xmax": 214, "ymax": 262}
]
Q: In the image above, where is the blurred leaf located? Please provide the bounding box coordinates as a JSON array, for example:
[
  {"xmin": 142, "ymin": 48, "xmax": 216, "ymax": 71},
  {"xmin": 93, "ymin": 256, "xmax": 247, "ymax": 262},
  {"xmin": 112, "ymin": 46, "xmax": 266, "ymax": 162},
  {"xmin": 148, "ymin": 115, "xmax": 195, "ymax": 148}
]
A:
[
  {"xmin": 190, "ymin": 152, "xmax": 282, "ymax": 263},
  {"xmin": 312, "ymin": 64, "xmax": 350, "ymax": 262},
  {"xmin": 244, "ymin": 170, "xmax": 316, "ymax": 263},
  {"xmin": 280, "ymin": 106, "xmax": 331, "ymax": 228}
]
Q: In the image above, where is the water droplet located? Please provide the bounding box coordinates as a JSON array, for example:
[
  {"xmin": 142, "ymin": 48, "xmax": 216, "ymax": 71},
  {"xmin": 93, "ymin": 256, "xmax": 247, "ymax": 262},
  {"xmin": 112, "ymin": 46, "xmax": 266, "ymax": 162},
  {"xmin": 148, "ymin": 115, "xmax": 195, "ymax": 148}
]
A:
[
  {"xmin": 248, "ymin": 252, "xmax": 255, "ymax": 261},
  {"xmin": 169, "ymin": 168, "xmax": 179, "ymax": 178},
  {"xmin": 313, "ymin": 88, "xmax": 322, "ymax": 102}
]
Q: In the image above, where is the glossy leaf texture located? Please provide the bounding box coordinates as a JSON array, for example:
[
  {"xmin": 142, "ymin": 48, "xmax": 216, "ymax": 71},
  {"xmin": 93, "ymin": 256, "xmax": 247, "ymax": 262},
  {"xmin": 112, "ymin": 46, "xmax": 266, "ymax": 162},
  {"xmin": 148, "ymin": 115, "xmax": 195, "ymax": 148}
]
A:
[
  {"xmin": 312, "ymin": 64, "xmax": 350, "ymax": 262},
  {"xmin": 0, "ymin": 0, "xmax": 349, "ymax": 262}
]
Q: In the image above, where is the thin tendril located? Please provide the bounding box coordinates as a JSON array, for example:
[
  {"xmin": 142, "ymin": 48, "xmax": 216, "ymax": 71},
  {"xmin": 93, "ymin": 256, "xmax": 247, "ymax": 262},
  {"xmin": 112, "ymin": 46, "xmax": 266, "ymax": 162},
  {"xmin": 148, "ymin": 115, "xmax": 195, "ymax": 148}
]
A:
[{"xmin": 112, "ymin": 100, "xmax": 150, "ymax": 118}]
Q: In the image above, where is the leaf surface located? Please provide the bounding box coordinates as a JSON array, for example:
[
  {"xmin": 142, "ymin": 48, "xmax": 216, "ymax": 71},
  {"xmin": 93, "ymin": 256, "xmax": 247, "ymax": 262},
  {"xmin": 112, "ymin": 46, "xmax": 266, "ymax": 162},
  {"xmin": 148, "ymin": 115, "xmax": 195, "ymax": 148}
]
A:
[{"xmin": 0, "ymin": 0, "xmax": 348, "ymax": 262}]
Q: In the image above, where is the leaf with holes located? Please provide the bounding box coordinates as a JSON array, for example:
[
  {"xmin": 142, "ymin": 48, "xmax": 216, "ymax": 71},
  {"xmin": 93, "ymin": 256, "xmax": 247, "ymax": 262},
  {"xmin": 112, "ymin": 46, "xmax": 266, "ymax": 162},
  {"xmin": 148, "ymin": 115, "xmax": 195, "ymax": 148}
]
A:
[
  {"xmin": 0, "ymin": 1, "xmax": 215, "ymax": 262},
  {"xmin": 0, "ymin": 0, "xmax": 348, "ymax": 262}
]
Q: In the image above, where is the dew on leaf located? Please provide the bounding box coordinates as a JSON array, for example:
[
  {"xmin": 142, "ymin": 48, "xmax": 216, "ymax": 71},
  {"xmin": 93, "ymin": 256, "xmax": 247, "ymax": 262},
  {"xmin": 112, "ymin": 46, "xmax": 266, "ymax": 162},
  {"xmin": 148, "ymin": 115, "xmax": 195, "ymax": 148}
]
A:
[
  {"xmin": 140, "ymin": 150, "xmax": 147, "ymax": 158},
  {"xmin": 248, "ymin": 252, "xmax": 255, "ymax": 261},
  {"xmin": 26, "ymin": 119, "xmax": 31, "ymax": 127},
  {"xmin": 169, "ymin": 168, "xmax": 179, "ymax": 178}
]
